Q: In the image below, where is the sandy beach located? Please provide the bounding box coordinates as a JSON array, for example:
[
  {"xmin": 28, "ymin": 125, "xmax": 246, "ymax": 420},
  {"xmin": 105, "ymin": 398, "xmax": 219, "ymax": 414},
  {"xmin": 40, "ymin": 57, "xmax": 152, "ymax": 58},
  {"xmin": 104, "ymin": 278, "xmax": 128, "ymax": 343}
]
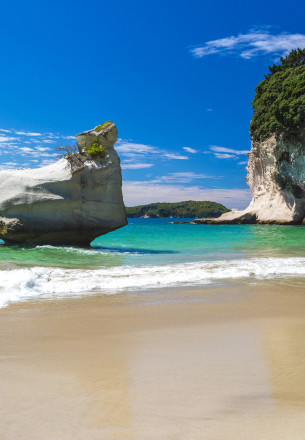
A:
[{"xmin": 1, "ymin": 281, "xmax": 305, "ymax": 440}]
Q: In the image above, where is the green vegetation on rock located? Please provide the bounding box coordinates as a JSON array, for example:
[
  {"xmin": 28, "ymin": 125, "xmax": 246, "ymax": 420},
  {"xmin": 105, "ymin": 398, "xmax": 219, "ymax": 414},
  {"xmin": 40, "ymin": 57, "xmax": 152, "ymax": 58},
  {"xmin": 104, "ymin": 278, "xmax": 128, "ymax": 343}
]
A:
[
  {"xmin": 94, "ymin": 121, "xmax": 113, "ymax": 132},
  {"xmin": 250, "ymin": 48, "xmax": 305, "ymax": 142},
  {"xmin": 86, "ymin": 141, "xmax": 107, "ymax": 157},
  {"xmin": 125, "ymin": 201, "xmax": 230, "ymax": 218}
]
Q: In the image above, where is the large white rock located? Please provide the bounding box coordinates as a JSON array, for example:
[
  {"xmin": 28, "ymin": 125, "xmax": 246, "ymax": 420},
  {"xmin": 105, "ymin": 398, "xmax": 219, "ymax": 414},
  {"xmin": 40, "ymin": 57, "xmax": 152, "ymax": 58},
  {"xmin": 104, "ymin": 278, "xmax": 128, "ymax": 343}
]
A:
[
  {"xmin": 0, "ymin": 122, "xmax": 127, "ymax": 245},
  {"xmin": 195, "ymin": 132, "xmax": 305, "ymax": 225}
]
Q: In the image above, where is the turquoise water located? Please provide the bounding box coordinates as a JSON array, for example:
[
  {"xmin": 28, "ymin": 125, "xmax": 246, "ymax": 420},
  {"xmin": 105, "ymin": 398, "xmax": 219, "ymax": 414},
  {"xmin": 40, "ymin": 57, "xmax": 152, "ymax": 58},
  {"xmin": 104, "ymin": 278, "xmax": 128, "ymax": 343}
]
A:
[
  {"xmin": 0, "ymin": 219, "xmax": 305, "ymax": 307},
  {"xmin": 1, "ymin": 219, "xmax": 305, "ymax": 268}
]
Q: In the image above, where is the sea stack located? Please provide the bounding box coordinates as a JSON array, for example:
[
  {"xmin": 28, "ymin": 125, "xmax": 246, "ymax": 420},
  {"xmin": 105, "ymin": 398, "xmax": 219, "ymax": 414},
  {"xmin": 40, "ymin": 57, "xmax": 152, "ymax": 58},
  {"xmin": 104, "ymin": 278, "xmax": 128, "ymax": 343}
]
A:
[
  {"xmin": 195, "ymin": 49, "xmax": 305, "ymax": 225},
  {"xmin": 0, "ymin": 121, "xmax": 127, "ymax": 245}
]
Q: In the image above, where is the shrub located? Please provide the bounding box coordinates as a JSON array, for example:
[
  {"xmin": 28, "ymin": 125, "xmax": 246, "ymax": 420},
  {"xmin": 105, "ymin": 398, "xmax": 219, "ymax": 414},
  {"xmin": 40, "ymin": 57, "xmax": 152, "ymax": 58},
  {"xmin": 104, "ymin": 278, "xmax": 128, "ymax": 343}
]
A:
[
  {"xmin": 86, "ymin": 141, "xmax": 108, "ymax": 157},
  {"xmin": 56, "ymin": 144, "xmax": 80, "ymax": 158},
  {"xmin": 94, "ymin": 121, "xmax": 113, "ymax": 132},
  {"xmin": 250, "ymin": 49, "xmax": 305, "ymax": 142}
]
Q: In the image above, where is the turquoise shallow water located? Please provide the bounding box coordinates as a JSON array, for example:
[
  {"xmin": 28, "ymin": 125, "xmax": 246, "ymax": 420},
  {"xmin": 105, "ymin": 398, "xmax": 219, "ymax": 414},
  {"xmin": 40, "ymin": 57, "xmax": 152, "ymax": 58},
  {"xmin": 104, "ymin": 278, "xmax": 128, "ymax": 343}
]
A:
[
  {"xmin": 1, "ymin": 219, "xmax": 305, "ymax": 268},
  {"xmin": 0, "ymin": 219, "xmax": 305, "ymax": 307}
]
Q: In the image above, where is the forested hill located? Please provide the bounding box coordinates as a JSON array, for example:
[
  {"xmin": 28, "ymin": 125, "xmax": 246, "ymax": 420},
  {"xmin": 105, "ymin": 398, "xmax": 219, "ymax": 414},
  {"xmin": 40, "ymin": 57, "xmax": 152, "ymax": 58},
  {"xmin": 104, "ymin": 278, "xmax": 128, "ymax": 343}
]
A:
[{"xmin": 125, "ymin": 201, "xmax": 230, "ymax": 218}]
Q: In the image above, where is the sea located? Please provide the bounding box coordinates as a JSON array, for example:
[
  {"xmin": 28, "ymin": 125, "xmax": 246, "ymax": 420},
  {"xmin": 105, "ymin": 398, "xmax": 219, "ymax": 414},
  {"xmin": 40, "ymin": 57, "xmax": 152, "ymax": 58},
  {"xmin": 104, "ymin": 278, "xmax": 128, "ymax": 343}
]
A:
[{"xmin": 0, "ymin": 218, "xmax": 305, "ymax": 308}]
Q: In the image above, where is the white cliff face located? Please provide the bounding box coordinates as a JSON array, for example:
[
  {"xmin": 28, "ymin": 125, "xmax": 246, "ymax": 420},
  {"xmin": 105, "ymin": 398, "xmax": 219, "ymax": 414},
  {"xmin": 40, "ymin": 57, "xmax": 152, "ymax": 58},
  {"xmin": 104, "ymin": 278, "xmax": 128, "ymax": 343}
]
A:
[
  {"xmin": 244, "ymin": 133, "xmax": 305, "ymax": 223},
  {"xmin": 195, "ymin": 132, "xmax": 305, "ymax": 225},
  {"xmin": 0, "ymin": 122, "xmax": 127, "ymax": 245}
]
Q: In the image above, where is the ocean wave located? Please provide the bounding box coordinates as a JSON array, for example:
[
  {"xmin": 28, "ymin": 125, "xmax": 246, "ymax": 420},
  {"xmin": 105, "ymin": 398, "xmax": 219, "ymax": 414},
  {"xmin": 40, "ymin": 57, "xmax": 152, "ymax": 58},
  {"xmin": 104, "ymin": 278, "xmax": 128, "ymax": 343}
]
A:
[
  {"xmin": 0, "ymin": 257, "xmax": 305, "ymax": 308},
  {"xmin": 35, "ymin": 245, "xmax": 121, "ymax": 255}
]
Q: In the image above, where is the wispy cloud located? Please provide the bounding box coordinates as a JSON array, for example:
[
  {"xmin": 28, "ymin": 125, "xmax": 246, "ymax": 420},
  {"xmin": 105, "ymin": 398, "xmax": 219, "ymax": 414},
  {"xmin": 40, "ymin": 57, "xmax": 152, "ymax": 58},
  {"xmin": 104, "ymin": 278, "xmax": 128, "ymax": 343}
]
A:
[
  {"xmin": 116, "ymin": 140, "xmax": 159, "ymax": 155},
  {"xmin": 164, "ymin": 153, "xmax": 188, "ymax": 160},
  {"xmin": 209, "ymin": 145, "xmax": 249, "ymax": 159},
  {"xmin": 116, "ymin": 139, "xmax": 190, "ymax": 165},
  {"xmin": 183, "ymin": 147, "xmax": 198, "ymax": 154},
  {"xmin": 214, "ymin": 153, "xmax": 236, "ymax": 159},
  {"xmin": 123, "ymin": 181, "xmax": 251, "ymax": 209},
  {"xmin": 14, "ymin": 131, "xmax": 42, "ymax": 136},
  {"xmin": 0, "ymin": 136, "xmax": 16, "ymax": 143},
  {"xmin": 121, "ymin": 163, "xmax": 154, "ymax": 170},
  {"xmin": 210, "ymin": 146, "xmax": 249, "ymax": 155},
  {"xmin": 190, "ymin": 30, "xmax": 305, "ymax": 60},
  {"xmin": 0, "ymin": 161, "xmax": 19, "ymax": 169},
  {"xmin": 19, "ymin": 147, "xmax": 34, "ymax": 153},
  {"xmin": 155, "ymin": 172, "xmax": 213, "ymax": 183},
  {"xmin": 0, "ymin": 127, "xmax": 67, "ymax": 168}
]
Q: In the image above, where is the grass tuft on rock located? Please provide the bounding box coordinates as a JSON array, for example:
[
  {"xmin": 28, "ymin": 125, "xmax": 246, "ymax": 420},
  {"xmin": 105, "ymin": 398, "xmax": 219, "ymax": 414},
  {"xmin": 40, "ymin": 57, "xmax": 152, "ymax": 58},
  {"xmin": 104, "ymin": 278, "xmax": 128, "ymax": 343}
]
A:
[
  {"xmin": 86, "ymin": 141, "xmax": 108, "ymax": 157},
  {"xmin": 94, "ymin": 121, "xmax": 113, "ymax": 133}
]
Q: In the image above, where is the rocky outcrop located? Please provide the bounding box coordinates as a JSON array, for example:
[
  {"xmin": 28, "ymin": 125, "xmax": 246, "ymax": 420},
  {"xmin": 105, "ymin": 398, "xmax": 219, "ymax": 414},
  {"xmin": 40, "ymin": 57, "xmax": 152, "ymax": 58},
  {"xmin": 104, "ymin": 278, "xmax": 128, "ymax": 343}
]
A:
[
  {"xmin": 195, "ymin": 132, "xmax": 305, "ymax": 225},
  {"xmin": 0, "ymin": 122, "xmax": 127, "ymax": 245}
]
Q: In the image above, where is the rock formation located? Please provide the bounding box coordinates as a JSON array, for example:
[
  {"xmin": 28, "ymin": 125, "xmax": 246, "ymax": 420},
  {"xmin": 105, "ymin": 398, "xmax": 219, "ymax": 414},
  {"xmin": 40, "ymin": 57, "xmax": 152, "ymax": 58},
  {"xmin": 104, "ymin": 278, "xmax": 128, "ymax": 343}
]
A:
[
  {"xmin": 195, "ymin": 132, "xmax": 305, "ymax": 225},
  {"xmin": 195, "ymin": 49, "xmax": 305, "ymax": 226},
  {"xmin": 0, "ymin": 122, "xmax": 127, "ymax": 245}
]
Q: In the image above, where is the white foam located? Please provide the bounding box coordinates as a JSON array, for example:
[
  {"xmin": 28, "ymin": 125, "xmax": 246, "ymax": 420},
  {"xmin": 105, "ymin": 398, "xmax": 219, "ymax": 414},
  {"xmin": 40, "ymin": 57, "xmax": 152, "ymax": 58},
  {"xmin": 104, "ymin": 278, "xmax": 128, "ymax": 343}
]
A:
[
  {"xmin": 35, "ymin": 245, "xmax": 130, "ymax": 255},
  {"xmin": 0, "ymin": 257, "xmax": 305, "ymax": 308}
]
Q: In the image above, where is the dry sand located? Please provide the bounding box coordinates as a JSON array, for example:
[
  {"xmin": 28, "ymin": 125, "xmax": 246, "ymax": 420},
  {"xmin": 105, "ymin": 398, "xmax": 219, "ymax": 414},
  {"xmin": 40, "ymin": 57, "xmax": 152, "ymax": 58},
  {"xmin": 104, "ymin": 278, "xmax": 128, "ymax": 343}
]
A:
[{"xmin": 1, "ymin": 281, "xmax": 305, "ymax": 439}]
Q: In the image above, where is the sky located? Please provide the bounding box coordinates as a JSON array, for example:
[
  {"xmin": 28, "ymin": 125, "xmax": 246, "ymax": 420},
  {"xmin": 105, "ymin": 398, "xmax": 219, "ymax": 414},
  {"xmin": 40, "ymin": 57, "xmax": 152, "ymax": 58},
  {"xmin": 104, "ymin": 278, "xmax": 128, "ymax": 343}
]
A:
[{"xmin": 1, "ymin": 0, "xmax": 305, "ymax": 208}]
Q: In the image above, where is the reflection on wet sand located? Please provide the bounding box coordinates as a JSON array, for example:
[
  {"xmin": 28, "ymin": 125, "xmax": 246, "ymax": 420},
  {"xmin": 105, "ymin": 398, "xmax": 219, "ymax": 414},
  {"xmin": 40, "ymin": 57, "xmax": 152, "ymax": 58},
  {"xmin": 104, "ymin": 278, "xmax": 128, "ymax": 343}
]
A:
[
  {"xmin": 81, "ymin": 356, "xmax": 133, "ymax": 439},
  {"xmin": 263, "ymin": 318, "xmax": 305, "ymax": 408},
  {"xmin": 2, "ymin": 282, "xmax": 305, "ymax": 439}
]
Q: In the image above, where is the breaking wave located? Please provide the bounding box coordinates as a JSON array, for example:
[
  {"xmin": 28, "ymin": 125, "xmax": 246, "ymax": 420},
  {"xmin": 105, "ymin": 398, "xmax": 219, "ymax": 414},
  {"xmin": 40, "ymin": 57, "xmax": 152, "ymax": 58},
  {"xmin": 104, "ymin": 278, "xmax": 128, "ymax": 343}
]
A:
[{"xmin": 0, "ymin": 257, "xmax": 305, "ymax": 308}]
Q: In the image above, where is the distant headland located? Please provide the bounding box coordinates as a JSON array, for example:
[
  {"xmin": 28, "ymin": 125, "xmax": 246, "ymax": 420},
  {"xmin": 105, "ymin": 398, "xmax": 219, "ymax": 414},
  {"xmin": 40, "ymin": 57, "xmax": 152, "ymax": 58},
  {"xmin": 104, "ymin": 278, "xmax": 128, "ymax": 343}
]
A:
[{"xmin": 125, "ymin": 201, "xmax": 229, "ymax": 218}]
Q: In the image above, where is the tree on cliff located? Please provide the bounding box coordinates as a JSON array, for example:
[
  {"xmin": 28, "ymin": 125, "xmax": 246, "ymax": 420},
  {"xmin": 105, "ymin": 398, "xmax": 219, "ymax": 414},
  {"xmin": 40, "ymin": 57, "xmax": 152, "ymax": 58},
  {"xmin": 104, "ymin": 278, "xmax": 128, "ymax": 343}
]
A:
[
  {"xmin": 250, "ymin": 48, "xmax": 305, "ymax": 141},
  {"xmin": 266, "ymin": 48, "xmax": 305, "ymax": 77}
]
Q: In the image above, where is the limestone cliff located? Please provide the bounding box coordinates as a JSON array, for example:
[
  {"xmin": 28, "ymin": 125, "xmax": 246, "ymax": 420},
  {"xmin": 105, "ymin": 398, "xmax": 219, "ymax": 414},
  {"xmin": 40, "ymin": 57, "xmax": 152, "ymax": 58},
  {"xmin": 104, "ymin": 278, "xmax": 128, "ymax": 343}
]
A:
[
  {"xmin": 195, "ymin": 132, "xmax": 305, "ymax": 225},
  {"xmin": 195, "ymin": 50, "xmax": 305, "ymax": 226},
  {"xmin": 0, "ymin": 122, "xmax": 127, "ymax": 245}
]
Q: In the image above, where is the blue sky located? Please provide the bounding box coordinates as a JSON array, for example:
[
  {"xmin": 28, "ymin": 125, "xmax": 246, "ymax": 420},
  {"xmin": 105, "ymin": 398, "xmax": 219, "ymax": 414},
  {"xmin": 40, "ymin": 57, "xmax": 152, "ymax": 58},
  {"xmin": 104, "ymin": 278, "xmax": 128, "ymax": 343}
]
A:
[{"xmin": 1, "ymin": 0, "xmax": 305, "ymax": 208}]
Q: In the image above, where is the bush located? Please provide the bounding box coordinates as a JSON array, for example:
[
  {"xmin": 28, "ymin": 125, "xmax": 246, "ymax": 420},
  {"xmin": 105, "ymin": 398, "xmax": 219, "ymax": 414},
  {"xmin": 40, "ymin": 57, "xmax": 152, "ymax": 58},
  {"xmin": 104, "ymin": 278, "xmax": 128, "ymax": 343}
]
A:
[
  {"xmin": 250, "ymin": 49, "xmax": 305, "ymax": 142},
  {"xmin": 56, "ymin": 144, "xmax": 80, "ymax": 158},
  {"xmin": 86, "ymin": 141, "xmax": 108, "ymax": 157},
  {"xmin": 94, "ymin": 121, "xmax": 113, "ymax": 132}
]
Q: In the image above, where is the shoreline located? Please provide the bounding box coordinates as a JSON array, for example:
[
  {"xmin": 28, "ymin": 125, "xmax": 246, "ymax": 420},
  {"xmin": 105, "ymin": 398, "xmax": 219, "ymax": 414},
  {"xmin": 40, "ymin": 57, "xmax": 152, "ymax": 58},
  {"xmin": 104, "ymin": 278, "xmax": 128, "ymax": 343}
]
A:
[{"xmin": 2, "ymin": 281, "xmax": 305, "ymax": 439}]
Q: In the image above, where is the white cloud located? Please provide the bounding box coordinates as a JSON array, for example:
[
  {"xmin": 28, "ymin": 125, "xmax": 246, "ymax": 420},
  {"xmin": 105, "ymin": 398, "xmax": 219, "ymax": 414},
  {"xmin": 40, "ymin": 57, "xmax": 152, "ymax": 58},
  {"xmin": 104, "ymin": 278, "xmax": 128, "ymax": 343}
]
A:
[
  {"xmin": 156, "ymin": 172, "xmax": 213, "ymax": 183},
  {"xmin": 116, "ymin": 139, "xmax": 189, "ymax": 162},
  {"xmin": 0, "ymin": 161, "xmax": 18, "ymax": 168},
  {"xmin": 0, "ymin": 129, "xmax": 12, "ymax": 133},
  {"xmin": 123, "ymin": 181, "xmax": 251, "ymax": 210},
  {"xmin": 209, "ymin": 145, "xmax": 249, "ymax": 159},
  {"xmin": 214, "ymin": 153, "xmax": 236, "ymax": 159},
  {"xmin": 210, "ymin": 146, "xmax": 249, "ymax": 154},
  {"xmin": 15, "ymin": 131, "xmax": 42, "ymax": 136},
  {"xmin": 190, "ymin": 30, "xmax": 305, "ymax": 60},
  {"xmin": 35, "ymin": 146, "xmax": 52, "ymax": 152},
  {"xmin": 0, "ymin": 136, "xmax": 16, "ymax": 143},
  {"xmin": 164, "ymin": 153, "xmax": 189, "ymax": 160},
  {"xmin": 183, "ymin": 147, "xmax": 198, "ymax": 154},
  {"xmin": 116, "ymin": 140, "xmax": 159, "ymax": 155},
  {"xmin": 121, "ymin": 163, "xmax": 154, "ymax": 170},
  {"xmin": 20, "ymin": 147, "xmax": 34, "ymax": 153},
  {"xmin": 238, "ymin": 161, "xmax": 248, "ymax": 165},
  {"xmin": 39, "ymin": 152, "xmax": 56, "ymax": 157}
]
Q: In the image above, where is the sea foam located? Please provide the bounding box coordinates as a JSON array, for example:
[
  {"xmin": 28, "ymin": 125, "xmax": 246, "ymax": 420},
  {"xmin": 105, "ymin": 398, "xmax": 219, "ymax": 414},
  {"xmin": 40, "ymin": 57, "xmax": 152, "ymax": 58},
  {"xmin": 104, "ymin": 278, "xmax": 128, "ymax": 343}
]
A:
[{"xmin": 0, "ymin": 257, "xmax": 304, "ymax": 308}]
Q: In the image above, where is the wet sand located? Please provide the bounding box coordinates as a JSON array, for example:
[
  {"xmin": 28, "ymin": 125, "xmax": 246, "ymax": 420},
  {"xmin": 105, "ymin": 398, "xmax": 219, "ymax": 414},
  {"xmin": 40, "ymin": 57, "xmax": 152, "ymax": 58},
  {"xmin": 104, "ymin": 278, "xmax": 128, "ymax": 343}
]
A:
[{"xmin": 1, "ymin": 281, "xmax": 305, "ymax": 439}]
